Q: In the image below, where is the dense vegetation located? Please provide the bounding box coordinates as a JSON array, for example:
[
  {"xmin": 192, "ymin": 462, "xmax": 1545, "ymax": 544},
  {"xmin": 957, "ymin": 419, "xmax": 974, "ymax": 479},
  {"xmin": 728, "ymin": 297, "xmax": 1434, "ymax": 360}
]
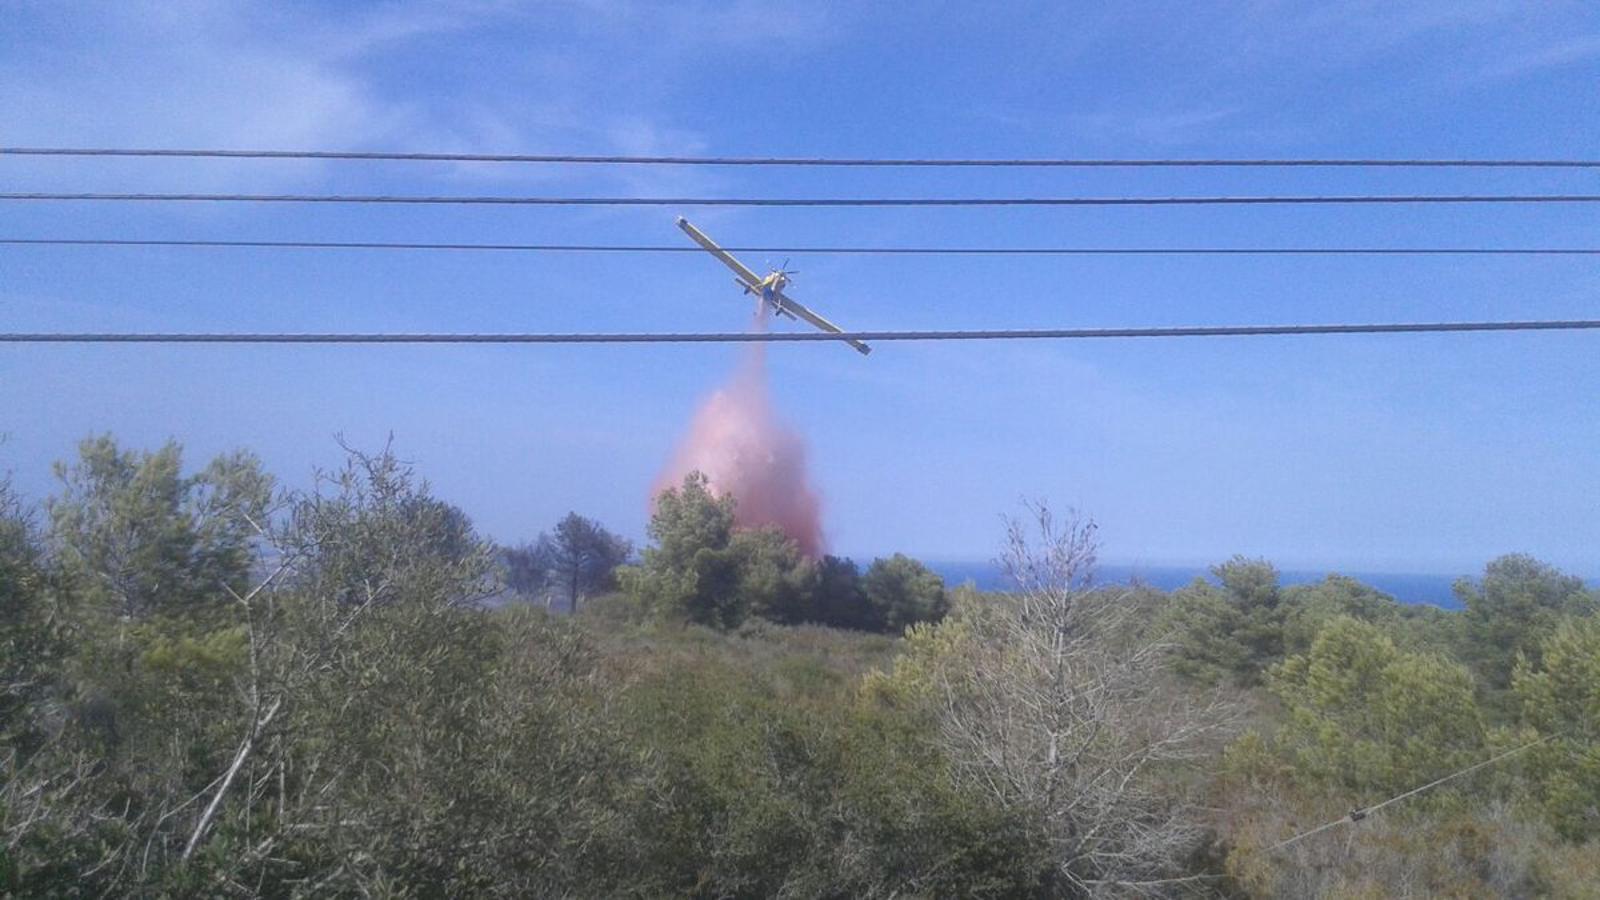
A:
[{"xmin": 1, "ymin": 437, "xmax": 1596, "ymax": 897}]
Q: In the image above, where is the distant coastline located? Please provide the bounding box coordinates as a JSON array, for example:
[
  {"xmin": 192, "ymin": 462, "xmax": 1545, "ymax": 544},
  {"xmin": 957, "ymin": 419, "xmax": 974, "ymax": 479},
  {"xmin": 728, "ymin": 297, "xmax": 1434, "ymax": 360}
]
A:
[{"xmin": 925, "ymin": 561, "xmax": 1471, "ymax": 609}]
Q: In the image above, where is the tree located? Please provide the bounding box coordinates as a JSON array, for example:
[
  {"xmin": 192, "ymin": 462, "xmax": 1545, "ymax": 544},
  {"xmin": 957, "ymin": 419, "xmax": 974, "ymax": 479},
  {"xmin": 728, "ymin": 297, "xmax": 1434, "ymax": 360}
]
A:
[
  {"xmin": 619, "ymin": 633, "xmax": 1042, "ymax": 897},
  {"xmin": 621, "ymin": 473, "xmax": 959, "ymax": 633},
  {"xmin": 1457, "ymin": 554, "xmax": 1594, "ymax": 692},
  {"xmin": 0, "ymin": 476, "xmax": 54, "ymax": 751},
  {"xmin": 166, "ymin": 443, "xmax": 502, "ymax": 889},
  {"xmin": 403, "ymin": 495, "xmax": 480, "ymax": 568},
  {"xmin": 1161, "ymin": 556, "xmax": 1288, "ymax": 684},
  {"xmin": 1213, "ymin": 556, "xmax": 1288, "ymax": 672},
  {"xmin": 284, "ymin": 445, "xmax": 490, "ymax": 610},
  {"xmin": 624, "ymin": 474, "xmax": 842, "ymax": 629},
  {"xmin": 622, "ymin": 472, "xmax": 745, "ymax": 627},
  {"xmin": 867, "ymin": 504, "xmax": 1235, "ymax": 894},
  {"xmin": 515, "ymin": 513, "xmax": 632, "ymax": 613},
  {"xmin": 1267, "ymin": 615, "xmax": 1486, "ymax": 796},
  {"xmin": 1280, "ymin": 574, "xmax": 1402, "ymax": 655},
  {"xmin": 862, "ymin": 553, "xmax": 948, "ymax": 633},
  {"xmin": 1514, "ymin": 616, "xmax": 1600, "ymax": 839},
  {"xmin": 813, "ymin": 555, "xmax": 875, "ymax": 630},
  {"xmin": 729, "ymin": 526, "xmax": 818, "ymax": 625},
  {"xmin": 1159, "ymin": 578, "xmax": 1246, "ymax": 683},
  {"xmin": 502, "ymin": 539, "xmax": 554, "ymax": 600},
  {"xmin": 645, "ymin": 471, "xmax": 736, "ymax": 574},
  {"xmin": 47, "ymin": 435, "xmax": 272, "ymax": 622}
]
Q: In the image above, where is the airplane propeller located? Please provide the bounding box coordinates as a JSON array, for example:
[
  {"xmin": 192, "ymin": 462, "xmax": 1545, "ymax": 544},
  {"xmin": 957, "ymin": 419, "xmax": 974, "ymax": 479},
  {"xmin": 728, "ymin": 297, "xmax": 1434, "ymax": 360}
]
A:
[{"xmin": 677, "ymin": 216, "xmax": 870, "ymax": 354}]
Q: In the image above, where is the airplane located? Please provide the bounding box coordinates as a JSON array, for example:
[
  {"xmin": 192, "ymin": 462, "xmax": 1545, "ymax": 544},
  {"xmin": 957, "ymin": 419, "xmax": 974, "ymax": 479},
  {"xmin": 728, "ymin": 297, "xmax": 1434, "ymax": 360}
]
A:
[{"xmin": 676, "ymin": 217, "xmax": 872, "ymax": 355}]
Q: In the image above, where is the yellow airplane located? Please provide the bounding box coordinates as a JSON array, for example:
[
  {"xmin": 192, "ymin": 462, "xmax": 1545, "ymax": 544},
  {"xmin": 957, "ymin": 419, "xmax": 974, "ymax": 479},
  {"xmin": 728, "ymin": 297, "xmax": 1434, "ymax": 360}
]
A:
[{"xmin": 676, "ymin": 217, "xmax": 871, "ymax": 355}]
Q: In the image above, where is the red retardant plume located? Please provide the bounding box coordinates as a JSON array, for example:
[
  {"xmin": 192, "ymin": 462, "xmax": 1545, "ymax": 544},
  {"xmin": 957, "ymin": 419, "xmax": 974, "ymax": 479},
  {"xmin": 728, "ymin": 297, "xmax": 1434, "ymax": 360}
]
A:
[{"xmin": 652, "ymin": 313, "xmax": 825, "ymax": 558}]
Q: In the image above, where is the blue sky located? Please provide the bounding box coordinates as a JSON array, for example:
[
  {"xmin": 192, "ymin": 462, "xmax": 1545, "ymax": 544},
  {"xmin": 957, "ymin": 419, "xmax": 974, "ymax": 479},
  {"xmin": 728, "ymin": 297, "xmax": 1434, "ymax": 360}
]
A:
[{"xmin": 2, "ymin": 1, "xmax": 1597, "ymax": 575}]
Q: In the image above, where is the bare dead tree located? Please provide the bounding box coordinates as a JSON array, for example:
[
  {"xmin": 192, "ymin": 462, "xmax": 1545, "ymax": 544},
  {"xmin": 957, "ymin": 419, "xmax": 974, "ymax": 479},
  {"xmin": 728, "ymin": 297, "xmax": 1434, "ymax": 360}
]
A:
[{"xmin": 916, "ymin": 503, "xmax": 1237, "ymax": 897}]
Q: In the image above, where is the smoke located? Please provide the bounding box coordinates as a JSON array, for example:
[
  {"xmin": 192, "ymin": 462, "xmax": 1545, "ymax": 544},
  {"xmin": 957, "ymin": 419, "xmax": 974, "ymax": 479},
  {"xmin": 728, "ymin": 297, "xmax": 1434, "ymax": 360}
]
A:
[{"xmin": 652, "ymin": 311, "xmax": 825, "ymax": 557}]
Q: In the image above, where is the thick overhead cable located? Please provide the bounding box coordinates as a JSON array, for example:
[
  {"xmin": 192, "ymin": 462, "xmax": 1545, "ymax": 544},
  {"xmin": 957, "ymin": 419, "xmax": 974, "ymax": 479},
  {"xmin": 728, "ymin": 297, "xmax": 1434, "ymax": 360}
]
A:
[
  {"xmin": 5, "ymin": 238, "xmax": 1600, "ymax": 255},
  {"xmin": 4, "ymin": 147, "xmax": 1600, "ymax": 168},
  {"xmin": 6, "ymin": 191, "xmax": 1600, "ymax": 207},
  {"xmin": 4, "ymin": 321, "xmax": 1598, "ymax": 345}
]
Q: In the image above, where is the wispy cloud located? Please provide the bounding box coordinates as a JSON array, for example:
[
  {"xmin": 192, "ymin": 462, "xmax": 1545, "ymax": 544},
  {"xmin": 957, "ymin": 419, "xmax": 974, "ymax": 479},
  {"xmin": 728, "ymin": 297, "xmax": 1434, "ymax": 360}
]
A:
[
  {"xmin": 548, "ymin": 0, "xmax": 839, "ymax": 49},
  {"xmin": 0, "ymin": 1, "xmax": 446, "ymax": 190},
  {"xmin": 1473, "ymin": 32, "xmax": 1600, "ymax": 81},
  {"xmin": 1229, "ymin": 0, "xmax": 1528, "ymax": 68},
  {"xmin": 1229, "ymin": 0, "xmax": 1600, "ymax": 92},
  {"xmin": 975, "ymin": 2, "xmax": 1597, "ymax": 151},
  {"xmin": 0, "ymin": 0, "xmax": 809, "ymax": 195}
]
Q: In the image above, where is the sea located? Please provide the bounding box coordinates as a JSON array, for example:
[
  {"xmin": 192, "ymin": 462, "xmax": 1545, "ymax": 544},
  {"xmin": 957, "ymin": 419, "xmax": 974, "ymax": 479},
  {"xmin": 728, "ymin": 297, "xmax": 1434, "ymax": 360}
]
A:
[{"xmin": 925, "ymin": 561, "xmax": 1468, "ymax": 609}]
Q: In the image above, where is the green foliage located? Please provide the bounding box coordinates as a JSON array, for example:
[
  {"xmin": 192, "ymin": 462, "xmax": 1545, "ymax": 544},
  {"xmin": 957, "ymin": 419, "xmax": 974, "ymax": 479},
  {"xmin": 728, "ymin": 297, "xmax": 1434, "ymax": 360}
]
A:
[
  {"xmin": 622, "ymin": 471, "xmax": 745, "ymax": 626},
  {"xmin": 283, "ymin": 445, "xmax": 492, "ymax": 610},
  {"xmin": 624, "ymin": 473, "xmax": 946, "ymax": 634},
  {"xmin": 138, "ymin": 623, "xmax": 248, "ymax": 686},
  {"xmin": 859, "ymin": 611, "xmax": 981, "ymax": 709},
  {"xmin": 1214, "ymin": 556, "xmax": 1288, "ymax": 672},
  {"xmin": 861, "ymin": 553, "xmax": 949, "ymax": 634},
  {"xmin": 241, "ymin": 445, "xmax": 594, "ymax": 895},
  {"xmin": 1266, "ymin": 616, "xmax": 1486, "ymax": 797},
  {"xmin": 613, "ymin": 626, "xmax": 1044, "ymax": 898},
  {"xmin": 505, "ymin": 511, "xmax": 632, "ymax": 612},
  {"xmin": 1387, "ymin": 601, "xmax": 1464, "ymax": 656},
  {"xmin": 0, "ymin": 477, "xmax": 52, "ymax": 737},
  {"xmin": 643, "ymin": 472, "xmax": 735, "ymax": 573},
  {"xmin": 1162, "ymin": 556, "xmax": 1287, "ymax": 683},
  {"xmin": 11, "ymin": 435, "xmax": 1600, "ymax": 896},
  {"xmin": 1160, "ymin": 578, "xmax": 1245, "ymax": 682},
  {"xmin": 1514, "ymin": 616, "xmax": 1600, "ymax": 839},
  {"xmin": 1224, "ymin": 802, "xmax": 1600, "ymax": 899},
  {"xmin": 1165, "ymin": 565, "xmax": 1452, "ymax": 689},
  {"xmin": 729, "ymin": 525, "xmax": 819, "ymax": 624},
  {"xmin": 1281, "ymin": 574, "xmax": 1403, "ymax": 655},
  {"xmin": 1457, "ymin": 553, "xmax": 1595, "ymax": 692},
  {"xmin": 813, "ymin": 554, "xmax": 875, "ymax": 630},
  {"xmin": 47, "ymin": 435, "xmax": 271, "ymax": 622}
]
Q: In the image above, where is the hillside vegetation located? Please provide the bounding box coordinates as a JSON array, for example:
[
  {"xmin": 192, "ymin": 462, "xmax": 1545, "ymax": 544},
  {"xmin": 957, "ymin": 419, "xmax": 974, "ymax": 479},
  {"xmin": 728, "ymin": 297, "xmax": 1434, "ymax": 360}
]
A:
[{"xmin": 2, "ymin": 437, "xmax": 1597, "ymax": 897}]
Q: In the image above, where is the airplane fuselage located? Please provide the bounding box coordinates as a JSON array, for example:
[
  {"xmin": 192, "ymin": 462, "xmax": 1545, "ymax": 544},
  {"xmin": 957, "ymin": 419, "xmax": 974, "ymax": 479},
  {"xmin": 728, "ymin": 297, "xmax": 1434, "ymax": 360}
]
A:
[
  {"xmin": 739, "ymin": 272, "xmax": 797, "ymax": 319},
  {"xmin": 677, "ymin": 216, "xmax": 870, "ymax": 354}
]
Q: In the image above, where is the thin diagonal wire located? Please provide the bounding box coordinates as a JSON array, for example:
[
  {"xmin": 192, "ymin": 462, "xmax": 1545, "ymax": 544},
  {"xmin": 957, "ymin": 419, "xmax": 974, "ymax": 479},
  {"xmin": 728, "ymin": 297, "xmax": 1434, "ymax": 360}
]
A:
[{"xmin": 1266, "ymin": 733, "xmax": 1557, "ymax": 854}]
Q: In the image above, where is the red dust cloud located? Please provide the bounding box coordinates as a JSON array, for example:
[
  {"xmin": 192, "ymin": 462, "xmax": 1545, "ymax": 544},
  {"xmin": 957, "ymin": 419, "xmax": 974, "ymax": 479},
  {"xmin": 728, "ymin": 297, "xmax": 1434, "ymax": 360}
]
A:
[{"xmin": 651, "ymin": 314, "xmax": 825, "ymax": 557}]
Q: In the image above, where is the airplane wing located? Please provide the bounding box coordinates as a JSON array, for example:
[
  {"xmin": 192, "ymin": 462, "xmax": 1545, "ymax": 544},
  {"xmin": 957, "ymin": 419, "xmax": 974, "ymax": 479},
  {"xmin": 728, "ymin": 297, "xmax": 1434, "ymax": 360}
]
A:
[
  {"xmin": 773, "ymin": 289, "xmax": 872, "ymax": 355},
  {"xmin": 676, "ymin": 216, "xmax": 871, "ymax": 356},
  {"xmin": 676, "ymin": 217, "xmax": 762, "ymax": 288}
]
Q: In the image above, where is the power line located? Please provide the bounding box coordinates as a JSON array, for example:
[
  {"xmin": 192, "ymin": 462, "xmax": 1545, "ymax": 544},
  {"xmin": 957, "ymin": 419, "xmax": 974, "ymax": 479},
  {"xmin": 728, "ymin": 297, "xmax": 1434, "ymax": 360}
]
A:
[
  {"xmin": 3, "ymin": 321, "xmax": 1598, "ymax": 345},
  {"xmin": 1266, "ymin": 734, "xmax": 1556, "ymax": 854},
  {"xmin": 5, "ymin": 147, "xmax": 1600, "ymax": 168},
  {"xmin": 7, "ymin": 192, "xmax": 1600, "ymax": 208},
  {"xmin": 5, "ymin": 238, "xmax": 1600, "ymax": 256}
]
